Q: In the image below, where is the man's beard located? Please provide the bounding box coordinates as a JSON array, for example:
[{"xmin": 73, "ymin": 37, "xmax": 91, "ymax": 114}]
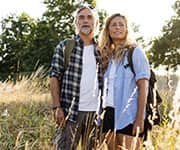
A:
[{"xmin": 80, "ymin": 26, "xmax": 92, "ymax": 35}]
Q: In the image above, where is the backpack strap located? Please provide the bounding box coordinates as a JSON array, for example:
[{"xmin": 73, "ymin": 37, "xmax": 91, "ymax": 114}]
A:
[
  {"xmin": 64, "ymin": 39, "xmax": 75, "ymax": 71},
  {"xmin": 127, "ymin": 46, "xmax": 136, "ymax": 75}
]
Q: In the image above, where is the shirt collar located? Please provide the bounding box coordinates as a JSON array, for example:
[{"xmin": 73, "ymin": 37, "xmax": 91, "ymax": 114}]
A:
[{"xmin": 75, "ymin": 34, "xmax": 97, "ymax": 45}]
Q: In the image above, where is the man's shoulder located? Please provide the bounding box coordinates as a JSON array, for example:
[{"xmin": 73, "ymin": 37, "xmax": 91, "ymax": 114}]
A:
[
  {"xmin": 64, "ymin": 38, "xmax": 76, "ymax": 45},
  {"xmin": 60, "ymin": 35, "xmax": 79, "ymax": 45},
  {"xmin": 58, "ymin": 39, "xmax": 68, "ymax": 46},
  {"xmin": 56, "ymin": 38, "xmax": 76, "ymax": 50},
  {"xmin": 55, "ymin": 40, "xmax": 66, "ymax": 50}
]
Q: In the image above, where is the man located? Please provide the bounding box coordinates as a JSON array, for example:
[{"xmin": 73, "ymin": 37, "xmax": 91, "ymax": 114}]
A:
[{"xmin": 49, "ymin": 5, "xmax": 102, "ymax": 150}]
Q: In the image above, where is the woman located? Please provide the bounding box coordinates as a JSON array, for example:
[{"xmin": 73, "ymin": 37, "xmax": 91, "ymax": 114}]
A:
[{"xmin": 98, "ymin": 13, "xmax": 150, "ymax": 150}]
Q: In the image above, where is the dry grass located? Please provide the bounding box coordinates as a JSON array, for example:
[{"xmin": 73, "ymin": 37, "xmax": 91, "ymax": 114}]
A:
[
  {"xmin": 0, "ymin": 67, "xmax": 54, "ymax": 149},
  {"xmin": 141, "ymin": 77, "xmax": 180, "ymax": 150},
  {"xmin": 0, "ymin": 68, "xmax": 179, "ymax": 150},
  {"xmin": 0, "ymin": 66, "xmax": 50, "ymax": 103}
]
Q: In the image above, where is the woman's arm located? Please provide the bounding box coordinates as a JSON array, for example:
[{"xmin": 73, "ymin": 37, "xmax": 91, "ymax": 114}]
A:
[{"xmin": 132, "ymin": 78, "xmax": 149, "ymax": 135}]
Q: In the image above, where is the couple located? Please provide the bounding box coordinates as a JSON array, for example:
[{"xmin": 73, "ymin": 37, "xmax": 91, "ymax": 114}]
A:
[{"xmin": 49, "ymin": 5, "xmax": 150, "ymax": 150}]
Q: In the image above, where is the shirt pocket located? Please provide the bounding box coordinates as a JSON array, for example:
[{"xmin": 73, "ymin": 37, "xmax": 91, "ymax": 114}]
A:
[{"xmin": 123, "ymin": 63, "xmax": 134, "ymax": 79}]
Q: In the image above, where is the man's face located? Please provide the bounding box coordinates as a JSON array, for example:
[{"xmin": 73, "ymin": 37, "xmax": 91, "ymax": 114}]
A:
[{"xmin": 76, "ymin": 8, "xmax": 95, "ymax": 35}]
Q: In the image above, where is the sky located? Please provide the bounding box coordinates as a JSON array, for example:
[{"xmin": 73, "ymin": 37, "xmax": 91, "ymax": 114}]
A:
[
  {"xmin": 96, "ymin": 0, "xmax": 176, "ymax": 40},
  {"xmin": 0, "ymin": 0, "xmax": 176, "ymax": 40},
  {"xmin": 0, "ymin": 0, "xmax": 178, "ymax": 75}
]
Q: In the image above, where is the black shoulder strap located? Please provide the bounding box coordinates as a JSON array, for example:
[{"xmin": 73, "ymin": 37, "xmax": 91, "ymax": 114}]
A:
[
  {"xmin": 127, "ymin": 47, "xmax": 135, "ymax": 75},
  {"xmin": 64, "ymin": 39, "xmax": 75, "ymax": 71}
]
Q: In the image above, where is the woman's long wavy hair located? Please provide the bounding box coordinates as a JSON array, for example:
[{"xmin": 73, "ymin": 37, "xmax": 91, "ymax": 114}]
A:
[{"xmin": 98, "ymin": 13, "xmax": 133, "ymax": 73}]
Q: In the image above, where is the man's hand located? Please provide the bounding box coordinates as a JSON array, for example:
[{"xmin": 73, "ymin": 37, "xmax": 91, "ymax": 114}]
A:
[{"xmin": 53, "ymin": 107, "xmax": 65, "ymax": 127}]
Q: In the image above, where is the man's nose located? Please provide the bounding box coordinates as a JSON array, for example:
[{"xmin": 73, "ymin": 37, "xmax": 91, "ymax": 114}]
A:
[{"xmin": 83, "ymin": 17, "xmax": 89, "ymax": 23}]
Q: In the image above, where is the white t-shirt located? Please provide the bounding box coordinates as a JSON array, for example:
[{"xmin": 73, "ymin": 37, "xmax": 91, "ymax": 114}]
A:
[
  {"xmin": 103, "ymin": 59, "xmax": 116, "ymax": 108},
  {"xmin": 79, "ymin": 45, "xmax": 99, "ymax": 111}
]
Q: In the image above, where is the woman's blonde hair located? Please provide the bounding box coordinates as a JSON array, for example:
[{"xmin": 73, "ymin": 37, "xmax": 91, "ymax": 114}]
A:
[{"xmin": 98, "ymin": 13, "xmax": 133, "ymax": 73}]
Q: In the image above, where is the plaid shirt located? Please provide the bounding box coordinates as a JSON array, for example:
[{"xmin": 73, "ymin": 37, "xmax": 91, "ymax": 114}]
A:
[{"xmin": 50, "ymin": 35, "xmax": 103, "ymax": 122}]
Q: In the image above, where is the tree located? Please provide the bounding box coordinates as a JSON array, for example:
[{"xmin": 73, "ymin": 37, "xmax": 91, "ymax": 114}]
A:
[
  {"xmin": 31, "ymin": 0, "xmax": 106, "ymax": 69},
  {"xmin": 0, "ymin": 13, "xmax": 36, "ymax": 79},
  {"xmin": 148, "ymin": 0, "xmax": 180, "ymax": 70},
  {"xmin": 0, "ymin": 0, "xmax": 107, "ymax": 80},
  {"xmin": 131, "ymin": 23, "xmax": 146, "ymax": 48},
  {"xmin": 97, "ymin": 9, "xmax": 108, "ymax": 34}
]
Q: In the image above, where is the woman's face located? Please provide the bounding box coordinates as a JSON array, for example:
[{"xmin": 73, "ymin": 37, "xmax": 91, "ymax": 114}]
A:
[{"xmin": 108, "ymin": 16, "xmax": 127, "ymax": 41}]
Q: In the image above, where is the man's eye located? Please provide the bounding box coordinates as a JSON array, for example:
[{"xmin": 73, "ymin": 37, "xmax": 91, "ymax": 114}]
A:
[
  {"xmin": 87, "ymin": 15, "xmax": 93, "ymax": 19},
  {"xmin": 79, "ymin": 16, "xmax": 84, "ymax": 19}
]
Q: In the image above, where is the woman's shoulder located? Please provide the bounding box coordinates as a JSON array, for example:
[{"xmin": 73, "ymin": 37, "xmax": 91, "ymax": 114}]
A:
[{"xmin": 133, "ymin": 47, "xmax": 146, "ymax": 57}]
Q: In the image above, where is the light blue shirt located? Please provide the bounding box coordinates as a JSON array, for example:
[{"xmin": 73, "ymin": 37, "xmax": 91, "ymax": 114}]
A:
[{"xmin": 103, "ymin": 47, "xmax": 150, "ymax": 130}]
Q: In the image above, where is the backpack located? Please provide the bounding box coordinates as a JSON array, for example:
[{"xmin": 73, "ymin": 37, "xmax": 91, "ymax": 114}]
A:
[
  {"xmin": 127, "ymin": 47, "xmax": 162, "ymax": 129},
  {"xmin": 63, "ymin": 39, "xmax": 75, "ymax": 71}
]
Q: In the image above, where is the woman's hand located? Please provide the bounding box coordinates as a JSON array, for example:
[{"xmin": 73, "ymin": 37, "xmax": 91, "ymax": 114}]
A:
[{"xmin": 132, "ymin": 119, "xmax": 144, "ymax": 136}]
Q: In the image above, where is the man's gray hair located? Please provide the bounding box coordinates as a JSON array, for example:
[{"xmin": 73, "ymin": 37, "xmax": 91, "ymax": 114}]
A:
[{"xmin": 73, "ymin": 5, "xmax": 99, "ymax": 35}]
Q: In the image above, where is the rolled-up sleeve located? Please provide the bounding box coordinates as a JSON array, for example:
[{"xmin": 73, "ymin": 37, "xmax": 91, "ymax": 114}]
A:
[
  {"xmin": 49, "ymin": 41, "xmax": 65, "ymax": 80},
  {"xmin": 133, "ymin": 48, "xmax": 150, "ymax": 81}
]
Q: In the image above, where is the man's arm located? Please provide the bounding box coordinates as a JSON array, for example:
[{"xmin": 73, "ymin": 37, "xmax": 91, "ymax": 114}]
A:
[
  {"xmin": 50, "ymin": 77, "xmax": 61, "ymax": 108},
  {"xmin": 50, "ymin": 77, "xmax": 65, "ymax": 126}
]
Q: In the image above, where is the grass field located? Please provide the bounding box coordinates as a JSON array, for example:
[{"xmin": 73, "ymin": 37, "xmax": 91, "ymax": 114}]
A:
[{"xmin": 0, "ymin": 68, "xmax": 179, "ymax": 150}]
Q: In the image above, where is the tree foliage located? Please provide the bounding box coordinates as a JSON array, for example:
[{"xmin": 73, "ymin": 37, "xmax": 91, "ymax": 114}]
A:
[
  {"xmin": 0, "ymin": 0, "xmax": 107, "ymax": 80},
  {"xmin": 148, "ymin": 0, "xmax": 180, "ymax": 70},
  {"xmin": 0, "ymin": 13, "xmax": 36, "ymax": 79}
]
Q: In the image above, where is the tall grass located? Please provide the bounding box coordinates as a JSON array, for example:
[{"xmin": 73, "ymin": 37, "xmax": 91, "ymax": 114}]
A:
[
  {"xmin": 143, "ymin": 77, "xmax": 180, "ymax": 150},
  {"xmin": 0, "ymin": 66, "xmax": 50, "ymax": 103},
  {"xmin": 0, "ymin": 68, "xmax": 179, "ymax": 150},
  {"xmin": 0, "ymin": 67, "xmax": 55, "ymax": 149}
]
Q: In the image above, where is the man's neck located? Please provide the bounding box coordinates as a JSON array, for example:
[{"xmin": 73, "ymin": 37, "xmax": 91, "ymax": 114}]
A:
[{"xmin": 79, "ymin": 33, "xmax": 94, "ymax": 46}]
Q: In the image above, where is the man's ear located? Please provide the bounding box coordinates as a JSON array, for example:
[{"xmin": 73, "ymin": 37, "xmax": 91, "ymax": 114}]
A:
[
  {"xmin": 94, "ymin": 19, "xmax": 99, "ymax": 35},
  {"xmin": 95, "ymin": 19, "xmax": 99, "ymax": 28}
]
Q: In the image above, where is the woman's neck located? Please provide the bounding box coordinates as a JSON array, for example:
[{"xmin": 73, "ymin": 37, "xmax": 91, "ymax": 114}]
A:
[{"xmin": 113, "ymin": 39, "xmax": 126, "ymax": 48}]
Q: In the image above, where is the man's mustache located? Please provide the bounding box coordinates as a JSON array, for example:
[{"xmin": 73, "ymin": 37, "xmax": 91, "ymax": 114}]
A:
[{"xmin": 82, "ymin": 25, "xmax": 90, "ymax": 28}]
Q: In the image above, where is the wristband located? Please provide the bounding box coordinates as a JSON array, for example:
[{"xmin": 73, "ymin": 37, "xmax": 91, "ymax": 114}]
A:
[{"xmin": 52, "ymin": 106, "xmax": 61, "ymax": 110}]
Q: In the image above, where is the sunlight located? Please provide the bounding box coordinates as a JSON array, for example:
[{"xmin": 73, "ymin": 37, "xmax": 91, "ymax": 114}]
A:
[{"xmin": 97, "ymin": 0, "xmax": 176, "ymax": 40}]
